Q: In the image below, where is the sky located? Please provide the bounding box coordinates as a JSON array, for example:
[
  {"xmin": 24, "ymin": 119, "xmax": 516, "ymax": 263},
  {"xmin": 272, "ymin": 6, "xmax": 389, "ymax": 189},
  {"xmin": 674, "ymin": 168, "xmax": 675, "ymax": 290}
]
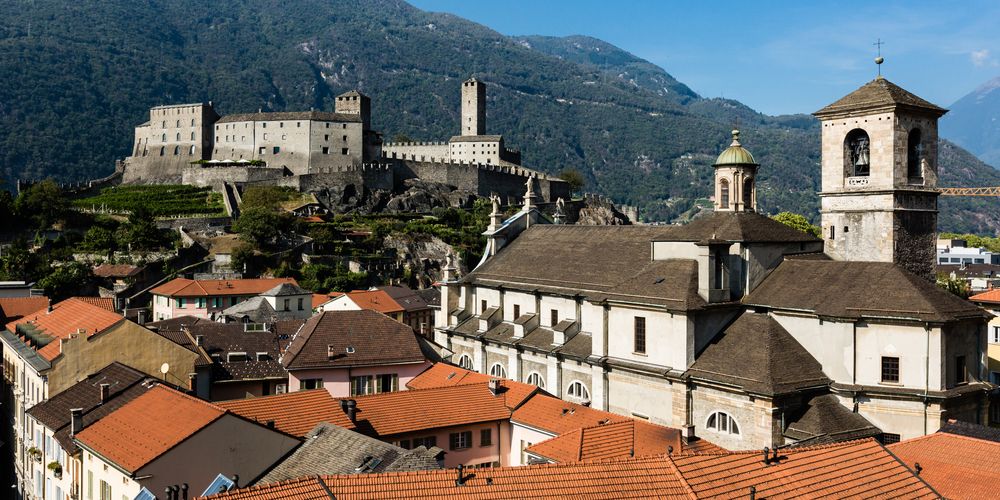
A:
[{"xmin": 408, "ymin": 0, "xmax": 1000, "ymax": 116}]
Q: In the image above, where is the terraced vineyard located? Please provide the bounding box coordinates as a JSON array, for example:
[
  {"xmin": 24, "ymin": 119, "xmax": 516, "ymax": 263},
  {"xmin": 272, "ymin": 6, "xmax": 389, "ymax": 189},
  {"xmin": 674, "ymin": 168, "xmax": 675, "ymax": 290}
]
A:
[{"xmin": 74, "ymin": 185, "xmax": 225, "ymax": 217}]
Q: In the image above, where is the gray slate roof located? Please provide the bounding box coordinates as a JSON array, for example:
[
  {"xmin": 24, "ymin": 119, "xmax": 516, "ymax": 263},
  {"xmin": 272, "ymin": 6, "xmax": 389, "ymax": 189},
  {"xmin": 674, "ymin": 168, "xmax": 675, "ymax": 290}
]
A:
[
  {"xmin": 262, "ymin": 283, "xmax": 312, "ymax": 297},
  {"xmin": 377, "ymin": 285, "xmax": 432, "ymax": 313},
  {"xmin": 937, "ymin": 419, "xmax": 1000, "ymax": 443},
  {"xmin": 746, "ymin": 259, "xmax": 987, "ymax": 322},
  {"xmin": 814, "ymin": 77, "xmax": 947, "ymax": 117},
  {"xmin": 217, "ymin": 111, "xmax": 362, "ymax": 124},
  {"xmin": 449, "ymin": 135, "xmax": 503, "ymax": 143},
  {"xmin": 258, "ymin": 423, "xmax": 441, "ymax": 484},
  {"xmin": 662, "ymin": 211, "xmax": 820, "ymax": 243},
  {"xmin": 686, "ymin": 312, "xmax": 831, "ymax": 396},
  {"xmin": 281, "ymin": 310, "xmax": 426, "ymax": 370},
  {"xmin": 466, "ymin": 225, "xmax": 706, "ymax": 311},
  {"xmin": 784, "ymin": 394, "xmax": 881, "ymax": 445}
]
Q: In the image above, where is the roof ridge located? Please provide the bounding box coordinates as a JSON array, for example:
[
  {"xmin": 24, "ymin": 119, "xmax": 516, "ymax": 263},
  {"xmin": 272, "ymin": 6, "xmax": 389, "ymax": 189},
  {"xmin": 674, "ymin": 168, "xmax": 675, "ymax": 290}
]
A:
[{"xmin": 890, "ymin": 430, "xmax": 999, "ymax": 447}]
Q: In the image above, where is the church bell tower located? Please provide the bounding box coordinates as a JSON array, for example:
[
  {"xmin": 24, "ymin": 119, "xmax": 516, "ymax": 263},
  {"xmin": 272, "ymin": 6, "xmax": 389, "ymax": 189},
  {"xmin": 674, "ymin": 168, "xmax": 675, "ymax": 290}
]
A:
[
  {"xmin": 713, "ymin": 129, "xmax": 758, "ymax": 212},
  {"xmin": 814, "ymin": 75, "xmax": 947, "ymax": 280}
]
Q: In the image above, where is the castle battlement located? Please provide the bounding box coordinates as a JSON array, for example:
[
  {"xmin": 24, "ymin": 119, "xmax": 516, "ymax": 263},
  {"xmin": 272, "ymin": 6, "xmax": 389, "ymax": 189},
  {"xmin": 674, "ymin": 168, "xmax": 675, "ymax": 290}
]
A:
[{"xmin": 382, "ymin": 141, "xmax": 448, "ymax": 147}]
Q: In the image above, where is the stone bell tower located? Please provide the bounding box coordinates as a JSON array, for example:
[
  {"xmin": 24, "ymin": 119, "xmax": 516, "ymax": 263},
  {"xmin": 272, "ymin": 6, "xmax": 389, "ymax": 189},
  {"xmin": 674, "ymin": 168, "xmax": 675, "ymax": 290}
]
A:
[
  {"xmin": 713, "ymin": 129, "xmax": 758, "ymax": 212},
  {"xmin": 813, "ymin": 75, "xmax": 947, "ymax": 280}
]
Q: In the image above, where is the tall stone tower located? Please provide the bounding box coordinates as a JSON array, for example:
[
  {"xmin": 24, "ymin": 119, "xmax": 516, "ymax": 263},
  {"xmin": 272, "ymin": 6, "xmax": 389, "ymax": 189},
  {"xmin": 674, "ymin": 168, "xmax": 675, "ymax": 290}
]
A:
[
  {"xmin": 461, "ymin": 77, "xmax": 486, "ymax": 136},
  {"xmin": 713, "ymin": 129, "xmax": 758, "ymax": 212},
  {"xmin": 813, "ymin": 76, "xmax": 947, "ymax": 280},
  {"xmin": 335, "ymin": 90, "xmax": 371, "ymax": 131}
]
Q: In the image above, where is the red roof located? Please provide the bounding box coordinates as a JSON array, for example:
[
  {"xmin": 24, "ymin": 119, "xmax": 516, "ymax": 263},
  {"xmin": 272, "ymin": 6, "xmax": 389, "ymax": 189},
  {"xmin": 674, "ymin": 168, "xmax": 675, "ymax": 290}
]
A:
[
  {"xmin": 6, "ymin": 297, "xmax": 126, "ymax": 361},
  {"xmin": 216, "ymin": 390, "xmax": 355, "ymax": 437},
  {"xmin": 311, "ymin": 292, "xmax": 343, "ymax": 309},
  {"xmin": 202, "ymin": 439, "xmax": 935, "ymax": 500},
  {"xmin": 889, "ymin": 432, "xmax": 1000, "ymax": 499},
  {"xmin": 527, "ymin": 419, "xmax": 685, "ymax": 462},
  {"xmin": 341, "ymin": 289, "xmax": 404, "ymax": 314},
  {"xmin": 151, "ymin": 278, "xmax": 298, "ymax": 298},
  {"xmin": 0, "ymin": 296, "xmax": 48, "ymax": 322},
  {"xmin": 407, "ymin": 363, "xmax": 536, "ymax": 408},
  {"xmin": 75, "ymin": 385, "xmax": 225, "ymax": 472},
  {"xmin": 512, "ymin": 394, "xmax": 621, "ymax": 435},
  {"xmin": 970, "ymin": 288, "xmax": 1000, "ymax": 304},
  {"xmin": 74, "ymin": 296, "xmax": 116, "ymax": 311}
]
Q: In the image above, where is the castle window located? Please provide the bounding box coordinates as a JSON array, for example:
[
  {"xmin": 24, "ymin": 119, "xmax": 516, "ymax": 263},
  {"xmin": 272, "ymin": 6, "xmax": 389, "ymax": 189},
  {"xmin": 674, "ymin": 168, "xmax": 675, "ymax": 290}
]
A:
[
  {"xmin": 489, "ymin": 363, "xmax": 507, "ymax": 378},
  {"xmin": 161, "ymin": 121, "xmax": 165, "ymax": 128},
  {"xmin": 706, "ymin": 411, "xmax": 740, "ymax": 436},
  {"xmin": 175, "ymin": 120, "xmax": 180, "ymax": 127},
  {"xmin": 326, "ymin": 123, "xmax": 330, "ymax": 128},
  {"xmin": 173, "ymin": 146, "xmax": 179, "ymax": 155},
  {"xmin": 189, "ymin": 145, "xmax": 195, "ymax": 155},
  {"xmin": 176, "ymin": 132, "xmax": 180, "ymax": 141},
  {"xmin": 322, "ymin": 146, "xmax": 329, "ymax": 154},
  {"xmin": 258, "ymin": 147, "xmax": 265, "ymax": 155},
  {"xmin": 262, "ymin": 123, "xmax": 266, "ymax": 128},
  {"xmin": 281, "ymin": 134, "xmax": 286, "ymax": 140},
  {"xmin": 525, "ymin": 372, "xmax": 545, "ymax": 389},
  {"xmin": 719, "ymin": 179, "xmax": 730, "ymax": 209},
  {"xmin": 191, "ymin": 119, "xmax": 195, "ymax": 126},
  {"xmin": 324, "ymin": 135, "xmax": 329, "ymax": 141},
  {"xmin": 907, "ymin": 129, "xmax": 923, "ymax": 180},
  {"xmin": 296, "ymin": 122, "xmax": 300, "ymax": 127},
  {"xmin": 190, "ymin": 132, "xmax": 195, "ymax": 140},
  {"xmin": 567, "ymin": 381, "xmax": 590, "ymax": 401},
  {"xmin": 829, "ymin": 225, "xmax": 835, "ymax": 239},
  {"xmin": 634, "ymin": 317, "xmax": 646, "ymax": 354},
  {"xmin": 263, "ymin": 133, "xmax": 268, "ymax": 140},
  {"xmin": 881, "ymin": 356, "xmax": 899, "ymax": 383},
  {"xmin": 342, "ymin": 124, "xmax": 346, "ymax": 129},
  {"xmin": 845, "ymin": 129, "xmax": 871, "ymax": 177},
  {"xmin": 458, "ymin": 354, "xmax": 474, "ymax": 370},
  {"xmin": 273, "ymin": 146, "xmax": 280, "ymax": 154},
  {"xmin": 159, "ymin": 147, "xmax": 164, "ymax": 156},
  {"xmin": 342, "ymin": 148, "xmax": 349, "ymax": 155},
  {"xmin": 343, "ymin": 135, "xmax": 347, "ymax": 141},
  {"xmin": 162, "ymin": 133, "xmax": 166, "ymax": 142},
  {"xmin": 280, "ymin": 122, "xmax": 284, "ymax": 128}
]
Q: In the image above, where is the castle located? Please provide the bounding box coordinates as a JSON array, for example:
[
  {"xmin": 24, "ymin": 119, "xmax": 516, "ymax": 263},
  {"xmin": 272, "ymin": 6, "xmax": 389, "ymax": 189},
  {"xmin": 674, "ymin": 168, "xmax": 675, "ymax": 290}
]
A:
[
  {"xmin": 121, "ymin": 78, "xmax": 568, "ymax": 205},
  {"xmin": 434, "ymin": 75, "xmax": 993, "ymax": 451}
]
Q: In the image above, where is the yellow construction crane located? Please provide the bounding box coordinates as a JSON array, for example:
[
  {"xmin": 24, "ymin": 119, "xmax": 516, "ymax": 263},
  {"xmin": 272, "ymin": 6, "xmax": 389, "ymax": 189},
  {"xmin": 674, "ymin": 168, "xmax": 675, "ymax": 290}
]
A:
[{"xmin": 938, "ymin": 187, "xmax": 1000, "ymax": 197}]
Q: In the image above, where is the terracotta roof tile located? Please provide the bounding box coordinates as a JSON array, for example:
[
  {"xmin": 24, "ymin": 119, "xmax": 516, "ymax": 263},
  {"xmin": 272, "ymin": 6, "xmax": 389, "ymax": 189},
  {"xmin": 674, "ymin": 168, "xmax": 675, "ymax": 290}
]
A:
[
  {"xmin": 406, "ymin": 364, "xmax": 537, "ymax": 408},
  {"xmin": 74, "ymin": 296, "xmax": 116, "ymax": 311},
  {"xmin": 527, "ymin": 419, "xmax": 687, "ymax": 463},
  {"xmin": 342, "ymin": 290, "xmax": 405, "ymax": 314},
  {"xmin": 151, "ymin": 278, "xmax": 298, "ymax": 298},
  {"xmin": 672, "ymin": 439, "xmax": 937, "ymax": 499},
  {"xmin": 889, "ymin": 432, "xmax": 1000, "ymax": 500},
  {"xmin": 281, "ymin": 310, "xmax": 425, "ymax": 371},
  {"xmin": 0, "ymin": 296, "xmax": 48, "ymax": 322},
  {"xmin": 311, "ymin": 292, "xmax": 343, "ymax": 309},
  {"xmin": 7, "ymin": 297, "xmax": 126, "ymax": 361},
  {"xmin": 512, "ymin": 394, "xmax": 621, "ymax": 435},
  {"xmin": 216, "ymin": 389, "xmax": 355, "ymax": 437},
  {"xmin": 75, "ymin": 385, "xmax": 225, "ymax": 472},
  {"xmin": 969, "ymin": 288, "xmax": 1000, "ymax": 304}
]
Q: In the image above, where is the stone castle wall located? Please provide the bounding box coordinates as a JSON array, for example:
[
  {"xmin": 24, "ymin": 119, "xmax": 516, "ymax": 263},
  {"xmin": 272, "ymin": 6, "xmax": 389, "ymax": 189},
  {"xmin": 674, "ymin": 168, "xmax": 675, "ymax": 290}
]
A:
[
  {"xmin": 393, "ymin": 159, "xmax": 569, "ymax": 202},
  {"xmin": 381, "ymin": 142, "xmax": 450, "ymax": 163}
]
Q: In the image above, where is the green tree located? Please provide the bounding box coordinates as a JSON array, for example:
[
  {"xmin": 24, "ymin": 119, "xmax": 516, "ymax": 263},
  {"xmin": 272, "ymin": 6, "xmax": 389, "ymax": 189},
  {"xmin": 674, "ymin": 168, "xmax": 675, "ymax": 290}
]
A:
[
  {"xmin": 38, "ymin": 262, "xmax": 93, "ymax": 301},
  {"xmin": 116, "ymin": 206, "xmax": 162, "ymax": 251},
  {"xmin": 771, "ymin": 212, "xmax": 821, "ymax": 238},
  {"xmin": 0, "ymin": 239, "xmax": 40, "ymax": 281},
  {"xmin": 0, "ymin": 190, "xmax": 15, "ymax": 232},
  {"xmin": 81, "ymin": 226, "xmax": 117, "ymax": 254},
  {"xmin": 557, "ymin": 168, "xmax": 586, "ymax": 194},
  {"xmin": 230, "ymin": 244, "xmax": 256, "ymax": 275},
  {"xmin": 936, "ymin": 273, "xmax": 970, "ymax": 299},
  {"xmin": 15, "ymin": 180, "xmax": 68, "ymax": 230},
  {"xmin": 232, "ymin": 207, "xmax": 286, "ymax": 249}
]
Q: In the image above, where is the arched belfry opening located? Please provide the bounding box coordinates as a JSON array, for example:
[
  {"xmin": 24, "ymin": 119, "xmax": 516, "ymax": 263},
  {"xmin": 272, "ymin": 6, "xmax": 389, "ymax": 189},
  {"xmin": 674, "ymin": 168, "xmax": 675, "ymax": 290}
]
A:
[
  {"xmin": 844, "ymin": 128, "xmax": 871, "ymax": 177},
  {"xmin": 712, "ymin": 129, "xmax": 759, "ymax": 212},
  {"xmin": 907, "ymin": 128, "xmax": 923, "ymax": 181}
]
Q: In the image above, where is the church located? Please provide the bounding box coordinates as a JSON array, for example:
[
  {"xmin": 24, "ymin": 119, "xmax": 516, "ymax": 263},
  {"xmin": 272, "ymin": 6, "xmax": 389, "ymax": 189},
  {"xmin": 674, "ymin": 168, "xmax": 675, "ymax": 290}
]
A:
[{"xmin": 433, "ymin": 75, "xmax": 994, "ymax": 451}]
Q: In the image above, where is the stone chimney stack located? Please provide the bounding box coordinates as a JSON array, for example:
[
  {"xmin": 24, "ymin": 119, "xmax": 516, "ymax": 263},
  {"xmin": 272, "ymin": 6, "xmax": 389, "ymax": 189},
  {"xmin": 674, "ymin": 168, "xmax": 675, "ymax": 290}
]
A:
[{"xmin": 70, "ymin": 408, "xmax": 83, "ymax": 435}]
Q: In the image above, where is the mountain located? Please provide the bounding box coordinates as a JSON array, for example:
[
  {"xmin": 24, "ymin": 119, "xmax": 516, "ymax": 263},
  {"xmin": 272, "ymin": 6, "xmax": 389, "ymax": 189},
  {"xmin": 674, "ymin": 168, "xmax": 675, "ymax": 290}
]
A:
[
  {"xmin": 1, "ymin": 0, "xmax": 999, "ymax": 232},
  {"xmin": 941, "ymin": 76, "xmax": 1000, "ymax": 167}
]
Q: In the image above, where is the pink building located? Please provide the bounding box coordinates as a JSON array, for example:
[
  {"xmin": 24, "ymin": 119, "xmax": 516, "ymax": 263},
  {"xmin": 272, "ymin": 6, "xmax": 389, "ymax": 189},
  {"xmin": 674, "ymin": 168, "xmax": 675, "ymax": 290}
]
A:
[
  {"xmin": 150, "ymin": 277, "xmax": 299, "ymax": 321},
  {"xmin": 280, "ymin": 310, "xmax": 433, "ymax": 396}
]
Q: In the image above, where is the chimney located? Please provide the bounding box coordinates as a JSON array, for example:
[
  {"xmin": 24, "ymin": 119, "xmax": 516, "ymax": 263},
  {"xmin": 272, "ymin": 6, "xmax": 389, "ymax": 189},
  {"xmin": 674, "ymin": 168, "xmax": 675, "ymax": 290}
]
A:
[
  {"xmin": 181, "ymin": 484, "xmax": 189, "ymax": 500},
  {"xmin": 762, "ymin": 447, "xmax": 770, "ymax": 465},
  {"xmin": 47, "ymin": 299, "xmax": 52, "ymax": 313},
  {"xmin": 164, "ymin": 487, "xmax": 173, "ymax": 500},
  {"xmin": 683, "ymin": 424, "xmax": 696, "ymax": 444},
  {"xmin": 750, "ymin": 486, "xmax": 757, "ymax": 500},
  {"xmin": 914, "ymin": 463, "xmax": 922, "ymax": 476},
  {"xmin": 327, "ymin": 344, "xmax": 336, "ymax": 360},
  {"xmin": 137, "ymin": 309, "xmax": 147, "ymax": 325},
  {"xmin": 344, "ymin": 399, "xmax": 357, "ymax": 423},
  {"xmin": 455, "ymin": 464, "xmax": 466, "ymax": 486},
  {"xmin": 99, "ymin": 383, "xmax": 110, "ymax": 403},
  {"xmin": 195, "ymin": 335, "xmax": 204, "ymax": 346},
  {"xmin": 231, "ymin": 475, "xmax": 239, "ymax": 489},
  {"xmin": 488, "ymin": 378, "xmax": 501, "ymax": 396},
  {"xmin": 70, "ymin": 408, "xmax": 83, "ymax": 435}
]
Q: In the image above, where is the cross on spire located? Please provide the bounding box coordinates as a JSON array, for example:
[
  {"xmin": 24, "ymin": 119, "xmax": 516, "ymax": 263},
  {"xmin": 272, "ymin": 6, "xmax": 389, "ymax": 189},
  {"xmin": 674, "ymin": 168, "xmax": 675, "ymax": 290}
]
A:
[{"xmin": 873, "ymin": 39, "xmax": 885, "ymax": 76}]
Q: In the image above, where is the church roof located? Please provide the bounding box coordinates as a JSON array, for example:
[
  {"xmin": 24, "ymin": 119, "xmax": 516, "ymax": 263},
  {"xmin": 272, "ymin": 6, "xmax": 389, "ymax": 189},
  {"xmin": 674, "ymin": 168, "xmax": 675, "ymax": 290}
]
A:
[
  {"xmin": 714, "ymin": 130, "xmax": 758, "ymax": 167},
  {"xmin": 465, "ymin": 225, "xmax": 706, "ymax": 311},
  {"xmin": 784, "ymin": 394, "xmax": 881, "ymax": 445},
  {"xmin": 661, "ymin": 211, "xmax": 821, "ymax": 243},
  {"xmin": 814, "ymin": 77, "xmax": 947, "ymax": 118},
  {"xmin": 745, "ymin": 259, "xmax": 986, "ymax": 322},
  {"xmin": 686, "ymin": 311, "xmax": 831, "ymax": 396}
]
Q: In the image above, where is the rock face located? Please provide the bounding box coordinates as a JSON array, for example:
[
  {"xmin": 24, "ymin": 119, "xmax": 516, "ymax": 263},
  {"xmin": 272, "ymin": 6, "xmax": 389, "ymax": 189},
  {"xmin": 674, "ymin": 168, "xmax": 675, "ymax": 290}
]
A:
[
  {"xmin": 573, "ymin": 195, "xmax": 632, "ymax": 225},
  {"xmin": 383, "ymin": 233, "xmax": 462, "ymax": 288},
  {"xmin": 385, "ymin": 179, "xmax": 477, "ymax": 213}
]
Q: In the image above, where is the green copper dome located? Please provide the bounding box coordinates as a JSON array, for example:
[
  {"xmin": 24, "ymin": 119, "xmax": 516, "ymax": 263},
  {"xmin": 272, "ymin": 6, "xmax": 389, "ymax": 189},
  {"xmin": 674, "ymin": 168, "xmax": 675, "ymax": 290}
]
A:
[{"xmin": 714, "ymin": 129, "xmax": 758, "ymax": 166}]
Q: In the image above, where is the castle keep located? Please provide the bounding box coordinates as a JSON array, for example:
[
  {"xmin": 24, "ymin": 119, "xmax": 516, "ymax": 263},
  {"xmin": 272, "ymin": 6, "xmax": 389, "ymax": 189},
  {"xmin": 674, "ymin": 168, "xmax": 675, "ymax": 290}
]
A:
[{"xmin": 121, "ymin": 78, "xmax": 565, "ymax": 204}]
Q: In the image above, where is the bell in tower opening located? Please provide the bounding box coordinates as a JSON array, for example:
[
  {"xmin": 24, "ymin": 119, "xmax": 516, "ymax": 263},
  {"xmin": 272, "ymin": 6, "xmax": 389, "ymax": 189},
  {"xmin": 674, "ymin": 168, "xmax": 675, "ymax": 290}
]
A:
[
  {"xmin": 712, "ymin": 129, "xmax": 759, "ymax": 213},
  {"xmin": 845, "ymin": 129, "xmax": 871, "ymax": 177}
]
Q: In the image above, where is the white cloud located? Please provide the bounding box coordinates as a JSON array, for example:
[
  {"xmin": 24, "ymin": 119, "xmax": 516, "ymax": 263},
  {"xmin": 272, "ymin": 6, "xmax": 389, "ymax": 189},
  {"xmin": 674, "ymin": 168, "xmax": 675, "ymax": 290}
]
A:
[{"xmin": 971, "ymin": 49, "xmax": 997, "ymax": 67}]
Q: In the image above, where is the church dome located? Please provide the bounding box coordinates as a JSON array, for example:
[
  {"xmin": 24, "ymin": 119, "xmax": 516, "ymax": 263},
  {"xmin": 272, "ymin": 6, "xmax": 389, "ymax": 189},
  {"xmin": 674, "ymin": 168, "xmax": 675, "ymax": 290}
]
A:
[{"xmin": 714, "ymin": 129, "xmax": 759, "ymax": 166}]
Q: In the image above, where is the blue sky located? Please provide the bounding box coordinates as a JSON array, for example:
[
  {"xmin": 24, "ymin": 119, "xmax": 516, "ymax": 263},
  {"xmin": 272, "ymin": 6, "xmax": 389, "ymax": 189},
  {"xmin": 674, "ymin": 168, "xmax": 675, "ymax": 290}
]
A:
[{"xmin": 409, "ymin": 0, "xmax": 1000, "ymax": 116}]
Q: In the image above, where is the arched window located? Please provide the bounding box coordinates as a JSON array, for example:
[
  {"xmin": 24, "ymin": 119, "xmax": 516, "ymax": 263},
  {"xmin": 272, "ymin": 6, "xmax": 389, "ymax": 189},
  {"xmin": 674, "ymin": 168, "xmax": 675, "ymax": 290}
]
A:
[
  {"xmin": 907, "ymin": 129, "xmax": 923, "ymax": 180},
  {"xmin": 176, "ymin": 132, "xmax": 181, "ymax": 141},
  {"xmin": 457, "ymin": 354, "xmax": 474, "ymax": 370},
  {"xmin": 191, "ymin": 118, "xmax": 196, "ymax": 126},
  {"xmin": 844, "ymin": 129, "xmax": 871, "ymax": 177},
  {"xmin": 742, "ymin": 178, "xmax": 754, "ymax": 210},
  {"xmin": 191, "ymin": 132, "xmax": 196, "ymax": 140},
  {"xmin": 175, "ymin": 120, "xmax": 180, "ymax": 127},
  {"xmin": 159, "ymin": 147, "xmax": 164, "ymax": 156},
  {"xmin": 566, "ymin": 380, "xmax": 590, "ymax": 401},
  {"xmin": 161, "ymin": 133, "xmax": 166, "ymax": 142},
  {"xmin": 526, "ymin": 372, "xmax": 546, "ymax": 389},
  {"xmin": 189, "ymin": 145, "xmax": 195, "ymax": 155},
  {"xmin": 719, "ymin": 178, "xmax": 730, "ymax": 209},
  {"xmin": 173, "ymin": 145, "xmax": 179, "ymax": 155},
  {"xmin": 489, "ymin": 363, "xmax": 507, "ymax": 378},
  {"xmin": 705, "ymin": 411, "xmax": 740, "ymax": 436}
]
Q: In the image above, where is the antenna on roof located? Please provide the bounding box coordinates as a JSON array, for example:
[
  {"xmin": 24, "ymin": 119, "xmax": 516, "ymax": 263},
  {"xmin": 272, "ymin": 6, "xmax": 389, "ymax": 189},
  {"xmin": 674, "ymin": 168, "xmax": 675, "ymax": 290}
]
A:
[{"xmin": 873, "ymin": 38, "xmax": 885, "ymax": 77}]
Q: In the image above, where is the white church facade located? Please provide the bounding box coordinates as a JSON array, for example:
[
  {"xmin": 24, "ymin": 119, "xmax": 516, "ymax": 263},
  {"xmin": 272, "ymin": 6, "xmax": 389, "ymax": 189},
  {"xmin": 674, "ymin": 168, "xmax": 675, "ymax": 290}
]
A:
[{"xmin": 433, "ymin": 76, "xmax": 993, "ymax": 451}]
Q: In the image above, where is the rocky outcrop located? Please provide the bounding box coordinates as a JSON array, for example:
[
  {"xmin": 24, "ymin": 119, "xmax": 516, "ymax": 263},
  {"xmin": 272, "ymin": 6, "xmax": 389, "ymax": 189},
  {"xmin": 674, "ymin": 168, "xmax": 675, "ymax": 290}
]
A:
[
  {"xmin": 573, "ymin": 195, "xmax": 632, "ymax": 225},
  {"xmin": 383, "ymin": 233, "xmax": 463, "ymax": 288},
  {"xmin": 385, "ymin": 179, "xmax": 477, "ymax": 213}
]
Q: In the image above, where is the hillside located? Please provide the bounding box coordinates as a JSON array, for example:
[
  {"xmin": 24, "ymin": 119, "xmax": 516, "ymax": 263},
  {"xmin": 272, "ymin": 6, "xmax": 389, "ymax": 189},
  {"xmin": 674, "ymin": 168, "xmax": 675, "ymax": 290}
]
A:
[
  {"xmin": 941, "ymin": 76, "xmax": 1000, "ymax": 167},
  {"xmin": 2, "ymin": 0, "xmax": 1000, "ymax": 231}
]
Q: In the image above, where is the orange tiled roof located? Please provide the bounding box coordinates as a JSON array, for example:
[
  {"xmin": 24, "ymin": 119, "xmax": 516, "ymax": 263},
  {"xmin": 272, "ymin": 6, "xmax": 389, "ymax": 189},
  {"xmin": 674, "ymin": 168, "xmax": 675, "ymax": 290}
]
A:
[
  {"xmin": 0, "ymin": 296, "xmax": 48, "ymax": 322},
  {"xmin": 216, "ymin": 389, "xmax": 355, "ymax": 437},
  {"xmin": 527, "ymin": 419, "xmax": 686, "ymax": 462},
  {"xmin": 151, "ymin": 278, "xmax": 298, "ymax": 298},
  {"xmin": 202, "ymin": 439, "xmax": 935, "ymax": 500},
  {"xmin": 889, "ymin": 431, "xmax": 1000, "ymax": 499},
  {"xmin": 75, "ymin": 385, "xmax": 225, "ymax": 472},
  {"xmin": 201, "ymin": 454, "xmax": 695, "ymax": 500},
  {"xmin": 970, "ymin": 288, "xmax": 1000, "ymax": 304},
  {"xmin": 311, "ymin": 292, "xmax": 343, "ymax": 309},
  {"xmin": 671, "ymin": 439, "xmax": 937, "ymax": 499},
  {"xmin": 343, "ymin": 289, "xmax": 404, "ymax": 314},
  {"xmin": 348, "ymin": 382, "xmax": 527, "ymax": 437},
  {"xmin": 512, "ymin": 393, "xmax": 621, "ymax": 435},
  {"xmin": 74, "ymin": 296, "xmax": 116, "ymax": 311},
  {"xmin": 406, "ymin": 363, "xmax": 537, "ymax": 408},
  {"xmin": 6, "ymin": 297, "xmax": 126, "ymax": 361}
]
